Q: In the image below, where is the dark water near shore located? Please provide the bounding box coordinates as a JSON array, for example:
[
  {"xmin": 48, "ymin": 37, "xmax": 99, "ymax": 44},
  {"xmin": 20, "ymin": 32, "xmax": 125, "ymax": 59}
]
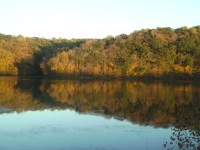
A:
[{"xmin": 0, "ymin": 77, "xmax": 199, "ymax": 150}]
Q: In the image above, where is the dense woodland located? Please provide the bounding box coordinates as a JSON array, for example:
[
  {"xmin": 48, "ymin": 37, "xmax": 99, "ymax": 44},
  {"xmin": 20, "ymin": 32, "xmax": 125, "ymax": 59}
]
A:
[{"xmin": 0, "ymin": 26, "xmax": 200, "ymax": 79}]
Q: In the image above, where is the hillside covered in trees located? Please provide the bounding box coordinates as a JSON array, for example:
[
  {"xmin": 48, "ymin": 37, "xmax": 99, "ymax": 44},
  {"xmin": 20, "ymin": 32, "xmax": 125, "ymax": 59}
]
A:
[{"xmin": 0, "ymin": 26, "xmax": 200, "ymax": 80}]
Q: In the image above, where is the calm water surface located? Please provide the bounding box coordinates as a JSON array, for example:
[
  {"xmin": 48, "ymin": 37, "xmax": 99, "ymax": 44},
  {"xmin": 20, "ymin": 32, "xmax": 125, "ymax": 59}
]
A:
[{"xmin": 0, "ymin": 77, "xmax": 199, "ymax": 150}]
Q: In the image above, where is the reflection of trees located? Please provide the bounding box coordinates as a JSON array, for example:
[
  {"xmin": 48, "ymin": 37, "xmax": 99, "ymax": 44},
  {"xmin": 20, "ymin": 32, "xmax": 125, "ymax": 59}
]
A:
[
  {"xmin": 0, "ymin": 77, "xmax": 68, "ymax": 111},
  {"xmin": 163, "ymin": 97, "xmax": 200, "ymax": 150},
  {"xmin": 44, "ymin": 80, "xmax": 200, "ymax": 127},
  {"xmin": 0, "ymin": 77, "xmax": 34, "ymax": 110},
  {"xmin": 0, "ymin": 77, "xmax": 200, "ymax": 129},
  {"xmin": 1, "ymin": 77, "xmax": 199, "ymax": 148}
]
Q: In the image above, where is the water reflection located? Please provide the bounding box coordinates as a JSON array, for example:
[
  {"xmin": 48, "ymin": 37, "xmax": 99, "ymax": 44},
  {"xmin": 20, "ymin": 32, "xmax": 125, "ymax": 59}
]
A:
[{"xmin": 0, "ymin": 77, "xmax": 199, "ymax": 149}]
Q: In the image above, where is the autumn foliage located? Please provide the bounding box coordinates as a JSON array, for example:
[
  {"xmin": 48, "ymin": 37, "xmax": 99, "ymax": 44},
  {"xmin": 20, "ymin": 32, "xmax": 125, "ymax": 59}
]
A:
[{"xmin": 0, "ymin": 26, "xmax": 200, "ymax": 79}]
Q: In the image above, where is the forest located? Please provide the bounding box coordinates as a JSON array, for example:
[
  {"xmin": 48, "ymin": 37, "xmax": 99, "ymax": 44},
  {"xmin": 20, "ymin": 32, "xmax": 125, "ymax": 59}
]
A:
[{"xmin": 0, "ymin": 26, "xmax": 200, "ymax": 80}]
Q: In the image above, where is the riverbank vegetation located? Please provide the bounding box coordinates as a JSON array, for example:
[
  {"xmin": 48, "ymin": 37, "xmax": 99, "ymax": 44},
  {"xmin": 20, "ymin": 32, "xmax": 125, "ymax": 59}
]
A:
[{"xmin": 0, "ymin": 26, "xmax": 200, "ymax": 80}]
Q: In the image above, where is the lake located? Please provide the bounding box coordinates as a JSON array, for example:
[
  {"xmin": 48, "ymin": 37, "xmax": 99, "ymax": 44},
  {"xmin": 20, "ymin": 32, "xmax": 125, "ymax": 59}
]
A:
[{"xmin": 0, "ymin": 77, "xmax": 199, "ymax": 150}]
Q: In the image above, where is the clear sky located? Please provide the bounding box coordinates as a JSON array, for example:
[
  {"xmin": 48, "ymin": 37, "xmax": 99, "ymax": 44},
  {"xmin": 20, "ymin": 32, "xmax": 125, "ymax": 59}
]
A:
[{"xmin": 0, "ymin": 0, "xmax": 199, "ymax": 39}]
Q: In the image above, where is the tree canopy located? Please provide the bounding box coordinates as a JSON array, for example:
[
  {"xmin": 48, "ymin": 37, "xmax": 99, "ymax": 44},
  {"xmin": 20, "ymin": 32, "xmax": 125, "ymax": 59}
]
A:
[{"xmin": 0, "ymin": 26, "xmax": 200, "ymax": 80}]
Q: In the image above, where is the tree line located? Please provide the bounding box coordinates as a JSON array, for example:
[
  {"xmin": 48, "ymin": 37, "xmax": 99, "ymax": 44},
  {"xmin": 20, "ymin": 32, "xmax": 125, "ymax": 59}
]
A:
[{"xmin": 0, "ymin": 26, "xmax": 200, "ymax": 80}]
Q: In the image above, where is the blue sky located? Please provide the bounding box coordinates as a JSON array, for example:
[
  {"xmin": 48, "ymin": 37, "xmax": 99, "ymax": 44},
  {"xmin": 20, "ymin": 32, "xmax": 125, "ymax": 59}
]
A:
[{"xmin": 0, "ymin": 0, "xmax": 199, "ymax": 39}]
